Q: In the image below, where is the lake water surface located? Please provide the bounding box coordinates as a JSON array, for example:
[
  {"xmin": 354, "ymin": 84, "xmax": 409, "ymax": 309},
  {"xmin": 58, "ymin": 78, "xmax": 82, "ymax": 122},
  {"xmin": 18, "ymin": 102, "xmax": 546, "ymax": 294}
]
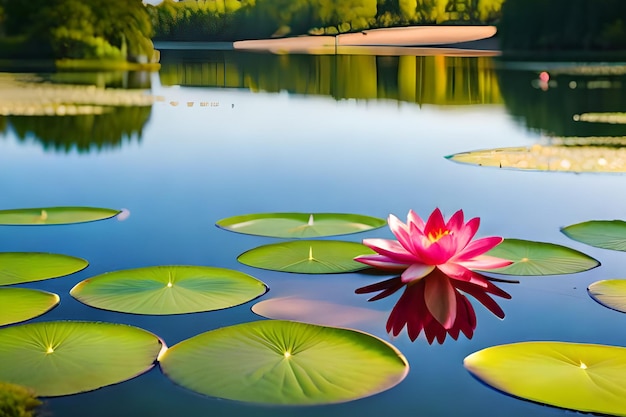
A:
[{"xmin": 2, "ymin": 49, "xmax": 626, "ymax": 417}]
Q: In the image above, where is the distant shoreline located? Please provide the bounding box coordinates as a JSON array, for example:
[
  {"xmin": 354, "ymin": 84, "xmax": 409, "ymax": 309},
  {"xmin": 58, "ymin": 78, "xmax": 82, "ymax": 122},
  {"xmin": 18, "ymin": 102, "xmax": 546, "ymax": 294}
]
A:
[{"xmin": 155, "ymin": 26, "xmax": 500, "ymax": 56}]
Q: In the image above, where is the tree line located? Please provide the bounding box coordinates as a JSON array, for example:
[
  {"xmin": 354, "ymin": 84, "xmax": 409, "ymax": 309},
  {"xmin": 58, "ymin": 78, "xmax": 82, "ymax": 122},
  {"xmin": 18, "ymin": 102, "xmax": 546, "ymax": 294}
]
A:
[
  {"xmin": 148, "ymin": 0, "xmax": 504, "ymax": 41},
  {"xmin": 499, "ymin": 0, "xmax": 626, "ymax": 53},
  {"xmin": 0, "ymin": 0, "xmax": 624, "ymax": 60},
  {"xmin": 0, "ymin": 0, "xmax": 154, "ymax": 60}
]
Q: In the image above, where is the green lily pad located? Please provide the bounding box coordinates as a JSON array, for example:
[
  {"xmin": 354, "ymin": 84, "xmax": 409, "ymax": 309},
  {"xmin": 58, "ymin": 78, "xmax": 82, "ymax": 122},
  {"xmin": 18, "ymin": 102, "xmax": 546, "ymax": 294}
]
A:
[
  {"xmin": 238, "ymin": 240, "xmax": 375, "ymax": 274},
  {"xmin": 159, "ymin": 320, "xmax": 408, "ymax": 405},
  {"xmin": 484, "ymin": 238, "xmax": 599, "ymax": 276},
  {"xmin": 0, "ymin": 206, "xmax": 120, "ymax": 225},
  {"xmin": 0, "ymin": 321, "xmax": 164, "ymax": 397},
  {"xmin": 588, "ymin": 280, "xmax": 626, "ymax": 313},
  {"xmin": 0, "ymin": 252, "xmax": 88, "ymax": 286},
  {"xmin": 0, "ymin": 288, "xmax": 60, "ymax": 326},
  {"xmin": 561, "ymin": 220, "xmax": 626, "ymax": 251},
  {"xmin": 464, "ymin": 341, "xmax": 626, "ymax": 416},
  {"xmin": 70, "ymin": 266, "xmax": 268, "ymax": 315},
  {"xmin": 216, "ymin": 212, "xmax": 385, "ymax": 238}
]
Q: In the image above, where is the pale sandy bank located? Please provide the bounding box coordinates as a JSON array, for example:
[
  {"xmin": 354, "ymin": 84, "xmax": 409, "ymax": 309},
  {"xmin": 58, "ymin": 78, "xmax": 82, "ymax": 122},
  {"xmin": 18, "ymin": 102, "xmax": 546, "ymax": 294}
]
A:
[{"xmin": 233, "ymin": 26, "xmax": 498, "ymax": 55}]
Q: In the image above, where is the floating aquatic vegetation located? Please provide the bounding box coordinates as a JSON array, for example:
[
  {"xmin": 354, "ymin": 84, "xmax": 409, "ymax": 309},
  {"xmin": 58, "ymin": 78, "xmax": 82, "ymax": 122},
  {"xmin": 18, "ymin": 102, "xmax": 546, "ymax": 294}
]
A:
[
  {"xmin": 485, "ymin": 238, "xmax": 600, "ymax": 275},
  {"xmin": 71, "ymin": 265, "xmax": 267, "ymax": 315},
  {"xmin": 0, "ymin": 73, "xmax": 155, "ymax": 116},
  {"xmin": 464, "ymin": 341, "xmax": 626, "ymax": 417},
  {"xmin": 0, "ymin": 321, "xmax": 164, "ymax": 397},
  {"xmin": 0, "ymin": 288, "xmax": 60, "ymax": 326},
  {"xmin": 238, "ymin": 240, "xmax": 374, "ymax": 273},
  {"xmin": 354, "ymin": 208, "xmax": 511, "ymax": 282},
  {"xmin": 216, "ymin": 212, "xmax": 385, "ymax": 238},
  {"xmin": 353, "ymin": 208, "xmax": 512, "ymax": 343},
  {"xmin": 447, "ymin": 143, "xmax": 626, "ymax": 173},
  {"xmin": 574, "ymin": 112, "xmax": 626, "ymax": 124},
  {"xmin": 588, "ymin": 280, "xmax": 626, "ymax": 313},
  {"xmin": 159, "ymin": 320, "xmax": 408, "ymax": 405},
  {"xmin": 0, "ymin": 252, "xmax": 88, "ymax": 285},
  {"xmin": 562, "ymin": 220, "xmax": 626, "ymax": 251},
  {"xmin": 0, "ymin": 206, "xmax": 120, "ymax": 225}
]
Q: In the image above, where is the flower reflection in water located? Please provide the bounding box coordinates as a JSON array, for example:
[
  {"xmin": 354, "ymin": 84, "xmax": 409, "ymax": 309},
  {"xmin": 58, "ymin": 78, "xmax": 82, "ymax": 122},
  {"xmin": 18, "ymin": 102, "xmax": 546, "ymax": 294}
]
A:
[{"xmin": 356, "ymin": 269, "xmax": 511, "ymax": 344}]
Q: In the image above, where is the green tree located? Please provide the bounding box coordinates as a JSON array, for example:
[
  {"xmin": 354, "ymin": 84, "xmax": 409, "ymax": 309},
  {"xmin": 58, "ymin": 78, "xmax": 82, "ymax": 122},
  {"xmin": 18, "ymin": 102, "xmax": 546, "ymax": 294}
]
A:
[{"xmin": 1, "ymin": 0, "xmax": 153, "ymax": 60}]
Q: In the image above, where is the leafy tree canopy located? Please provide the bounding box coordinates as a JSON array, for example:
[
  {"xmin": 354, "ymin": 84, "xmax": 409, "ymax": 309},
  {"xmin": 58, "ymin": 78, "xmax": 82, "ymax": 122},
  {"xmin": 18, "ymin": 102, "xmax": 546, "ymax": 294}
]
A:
[{"xmin": 0, "ymin": 0, "xmax": 154, "ymax": 60}]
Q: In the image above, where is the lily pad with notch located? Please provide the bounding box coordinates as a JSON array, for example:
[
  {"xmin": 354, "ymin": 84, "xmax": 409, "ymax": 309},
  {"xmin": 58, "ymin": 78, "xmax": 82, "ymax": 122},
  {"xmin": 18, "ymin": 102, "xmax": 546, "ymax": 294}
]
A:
[
  {"xmin": 484, "ymin": 238, "xmax": 599, "ymax": 276},
  {"xmin": 0, "ymin": 321, "xmax": 164, "ymax": 397},
  {"xmin": 0, "ymin": 288, "xmax": 60, "ymax": 326},
  {"xmin": 159, "ymin": 320, "xmax": 408, "ymax": 405},
  {"xmin": 238, "ymin": 240, "xmax": 375, "ymax": 273},
  {"xmin": 0, "ymin": 206, "xmax": 120, "ymax": 225},
  {"xmin": 216, "ymin": 212, "xmax": 385, "ymax": 238},
  {"xmin": 0, "ymin": 252, "xmax": 88, "ymax": 286},
  {"xmin": 70, "ymin": 265, "xmax": 268, "ymax": 315},
  {"xmin": 465, "ymin": 341, "xmax": 626, "ymax": 417}
]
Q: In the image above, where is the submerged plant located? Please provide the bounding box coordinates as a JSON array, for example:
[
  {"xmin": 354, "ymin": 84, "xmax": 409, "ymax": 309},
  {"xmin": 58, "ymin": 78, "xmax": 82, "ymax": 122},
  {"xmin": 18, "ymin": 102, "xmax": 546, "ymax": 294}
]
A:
[{"xmin": 355, "ymin": 208, "xmax": 512, "ymax": 343}]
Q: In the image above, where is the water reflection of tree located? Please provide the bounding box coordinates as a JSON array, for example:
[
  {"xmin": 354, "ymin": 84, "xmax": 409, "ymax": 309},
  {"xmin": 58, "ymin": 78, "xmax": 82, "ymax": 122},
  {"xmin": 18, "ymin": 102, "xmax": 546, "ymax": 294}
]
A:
[
  {"xmin": 7, "ymin": 106, "xmax": 152, "ymax": 153},
  {"xmin": 496, "ymin": 67, "xmax": 626, "ymax": 137},
  {"xmin": 159, "ymin": 51, "xmax": 502, "ymax": 106}
]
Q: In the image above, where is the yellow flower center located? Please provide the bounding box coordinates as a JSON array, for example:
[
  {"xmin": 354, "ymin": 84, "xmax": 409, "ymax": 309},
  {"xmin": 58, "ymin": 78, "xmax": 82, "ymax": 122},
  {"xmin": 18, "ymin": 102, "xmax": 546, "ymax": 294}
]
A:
[{"xmin": 428, "ymin": 229, "xmax": 450, "ymax": 243}]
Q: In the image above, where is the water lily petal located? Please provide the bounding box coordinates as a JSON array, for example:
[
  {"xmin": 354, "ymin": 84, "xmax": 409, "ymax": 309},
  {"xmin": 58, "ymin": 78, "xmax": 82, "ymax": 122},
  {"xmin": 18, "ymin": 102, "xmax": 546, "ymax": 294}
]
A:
[
  {"xmin": 445, "ymin": 210, "xmax": 464, "ymax": 233},
  {"xmin": 361, "ymin": 238, "xmax": 417, "ymax": 264},
  {"xmin": 388, "ymin": 214, "xmax": 414, "ymax": 253},
  {"xmin": 430, "ymin": 234, "xmax": 458, "ymax": 263},
  {"xmin": 354, "ymin": 254, "xmax": 409, "ymax": 270},
  {"xmin": 456, "ymin": 255, "xmax": 512, "ymax": 271},
  {"xmin": 454, "ymin": 216, "xmax": 480, "ymax": 250},
  {"xmin": 423, "ymin": 208, "xmax": 446, "ymax": 238},
  {"xmin": 400, "ymin": 263, "xmax": 435, "ymax": 283},
  {"xmin": 437, "ymin": 263, "xmax": 488, "ymax": 287},
  {"xmin": 416, "ymin": 237, "xmax": 456, "ymax": 265},
  {"xmin": 424, "ymin": 273, "xmax": 457, "ymax": 329},
  {"xmin": 406, "ymin": 210, "xmax": 425, "ymax": 231},
  {"xmin": 454, "ymin": 236, "xmax": 504, "ymax": 261}
]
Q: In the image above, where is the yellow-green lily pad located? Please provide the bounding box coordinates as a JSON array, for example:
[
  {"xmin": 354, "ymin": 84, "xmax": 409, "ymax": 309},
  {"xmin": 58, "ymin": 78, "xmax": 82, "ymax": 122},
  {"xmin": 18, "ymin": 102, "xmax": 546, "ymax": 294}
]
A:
[
  {"xmin": 446, "ymin": 145, "xmax": 626, "ymax": 173},
  {"xmin": 0, "ymin": 288, "xmax": 60, "ymax": 326},
  {"xmin": 238, "ymin": 240, "xmax": 375, "ymax": 274},
  {"xmin": 216, "ymin": 212, "xmax": 385, "ymax": 238},
  {"xmin": 70, "ymin": 265, "xmax": 268, "ymax": 315},
  {"xmin": 0, "ymin": 206, "xmax": 120, "ymax": 225},
  {"xmin": 465, "ymin": 341, "xmax": 626, "ymax": 416},
  {"xmin": 159, "ymin": 320, "xmax": 408, "ymax": 405},
  {"xmin": 0, "ymin": 252, "xmax": 88, "ymax": 286},
  {"xmin": 588, "ymin": 279, "xmax": 626, "ymax": 313},
  {"xmin": 0, "ymin": 321, "xmax": 164, "ymax": 397}
]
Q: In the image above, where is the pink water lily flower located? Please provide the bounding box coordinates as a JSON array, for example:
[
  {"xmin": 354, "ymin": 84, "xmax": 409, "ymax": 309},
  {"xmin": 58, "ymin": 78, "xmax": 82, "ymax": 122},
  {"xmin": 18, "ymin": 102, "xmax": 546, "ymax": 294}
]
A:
[{"xmin": 354, "ymin": 208, "xmax": 511, "ymax": 286}]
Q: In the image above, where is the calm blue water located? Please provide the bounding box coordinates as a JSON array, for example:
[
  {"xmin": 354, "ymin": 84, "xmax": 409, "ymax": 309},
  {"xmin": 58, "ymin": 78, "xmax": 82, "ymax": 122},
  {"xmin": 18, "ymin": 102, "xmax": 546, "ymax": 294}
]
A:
[{"xmin": 1, "ymin": 51, "xmax": 626, "ymax": 417}]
